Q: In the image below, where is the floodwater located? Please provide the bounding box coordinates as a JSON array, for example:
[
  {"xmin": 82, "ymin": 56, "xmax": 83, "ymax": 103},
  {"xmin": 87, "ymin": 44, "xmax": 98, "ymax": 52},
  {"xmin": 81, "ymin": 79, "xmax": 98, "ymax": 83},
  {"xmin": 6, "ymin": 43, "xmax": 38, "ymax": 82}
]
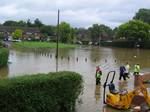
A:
[{"xmin": 0, "ymin": 46, "xmax": 150, "ymax": 112}]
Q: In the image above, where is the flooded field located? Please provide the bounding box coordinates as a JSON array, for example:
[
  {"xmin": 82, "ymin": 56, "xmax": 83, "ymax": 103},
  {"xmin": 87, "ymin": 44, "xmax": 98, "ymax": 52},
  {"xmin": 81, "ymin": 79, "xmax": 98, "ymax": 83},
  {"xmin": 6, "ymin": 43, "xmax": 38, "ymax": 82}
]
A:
[{"xmin": 0, "ymin": 46, "xmax": 150, "ymax": 112}]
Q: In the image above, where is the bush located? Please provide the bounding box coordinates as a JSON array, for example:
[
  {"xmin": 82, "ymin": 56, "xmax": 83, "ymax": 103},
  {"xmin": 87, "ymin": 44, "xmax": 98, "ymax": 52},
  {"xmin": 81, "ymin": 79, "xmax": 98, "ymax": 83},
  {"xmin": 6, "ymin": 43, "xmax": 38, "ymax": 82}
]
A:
[
  {"xmin": 0, "ymin": 48, "xmax": 9, "ymax": 67},
  {"xmin": 100, "ymin": 40, "xmax": 150, "ymax": 49},
  {"xmin": 0, "ymin": 71, "xmax": 83, "ymax": 112}
]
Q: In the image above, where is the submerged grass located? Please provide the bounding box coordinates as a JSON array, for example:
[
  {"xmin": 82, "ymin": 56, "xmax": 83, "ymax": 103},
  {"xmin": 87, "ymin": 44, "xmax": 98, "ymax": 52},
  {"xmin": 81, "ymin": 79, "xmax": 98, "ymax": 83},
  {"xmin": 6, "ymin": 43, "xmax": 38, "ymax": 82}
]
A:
[{"xmin": 13, "ymin": 41, "xmax": 76, "ymax": 49}]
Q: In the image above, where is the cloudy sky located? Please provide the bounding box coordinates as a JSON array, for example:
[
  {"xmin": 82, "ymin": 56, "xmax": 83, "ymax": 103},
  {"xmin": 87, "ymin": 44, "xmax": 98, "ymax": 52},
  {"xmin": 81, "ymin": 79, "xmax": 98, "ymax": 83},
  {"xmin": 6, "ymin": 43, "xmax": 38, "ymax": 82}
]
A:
[{"xmin": 0, "ymin": 0, "xmax": 150, "ymax": 28}]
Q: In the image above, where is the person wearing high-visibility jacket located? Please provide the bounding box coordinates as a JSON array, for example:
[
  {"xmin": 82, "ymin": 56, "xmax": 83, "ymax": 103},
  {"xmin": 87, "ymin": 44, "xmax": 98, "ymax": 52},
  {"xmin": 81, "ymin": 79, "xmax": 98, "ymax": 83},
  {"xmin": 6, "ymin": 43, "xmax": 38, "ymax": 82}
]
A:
[
  {"xmin": 133, "ymin": 64, "xmax": 140, "ymax": 75},
  {"xmin": 133, "ymin": 64, "xmax": 141, "ymax": 87},
  {"xmin": 95, "ymin": 66, "xmax": 102, "ymax": 85}
]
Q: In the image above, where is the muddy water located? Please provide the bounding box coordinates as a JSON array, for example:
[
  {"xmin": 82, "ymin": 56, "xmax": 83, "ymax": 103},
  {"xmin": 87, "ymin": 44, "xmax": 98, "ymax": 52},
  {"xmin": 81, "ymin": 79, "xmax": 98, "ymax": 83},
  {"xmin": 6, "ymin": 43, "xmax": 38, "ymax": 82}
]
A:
[{"xmin": 0, "ymin": 46, "xmax": 150, "ymax": 112}]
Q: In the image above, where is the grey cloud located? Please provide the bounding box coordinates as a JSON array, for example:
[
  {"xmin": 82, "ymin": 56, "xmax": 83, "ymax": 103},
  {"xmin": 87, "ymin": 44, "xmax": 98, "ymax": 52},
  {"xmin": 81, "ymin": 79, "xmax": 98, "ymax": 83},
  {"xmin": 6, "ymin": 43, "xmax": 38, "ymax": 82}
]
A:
[{"xmin": 0, "ymin": 0, "xmax": 149, "ymax": 28}]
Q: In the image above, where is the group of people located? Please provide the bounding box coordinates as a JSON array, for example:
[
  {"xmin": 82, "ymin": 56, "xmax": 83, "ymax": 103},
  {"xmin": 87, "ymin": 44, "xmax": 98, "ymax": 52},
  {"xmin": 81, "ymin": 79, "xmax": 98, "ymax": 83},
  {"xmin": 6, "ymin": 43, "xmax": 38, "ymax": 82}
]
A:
[
  {"xmin": 95, "ymin": 63, "xmax": 141, "ymax": 85},
  {"xmin": 119, "ymin": 63, "xmax": 140, "ymax": 81}
]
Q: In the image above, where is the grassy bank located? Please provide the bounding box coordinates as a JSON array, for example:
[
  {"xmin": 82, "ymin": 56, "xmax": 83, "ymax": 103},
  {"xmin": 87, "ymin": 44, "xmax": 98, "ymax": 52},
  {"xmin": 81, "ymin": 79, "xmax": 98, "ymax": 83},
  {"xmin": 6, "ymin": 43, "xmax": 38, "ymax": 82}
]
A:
[
  {"xmin": 13, "ymin": 41, "xmax": 76, "ymax": 49},
  {"xmin": 0, "ymin": 48, "xmax": 9, "ymax": 67},
  {"xmin": 0, "ymin": 71, "xmax": 83, "ymax": 112}
]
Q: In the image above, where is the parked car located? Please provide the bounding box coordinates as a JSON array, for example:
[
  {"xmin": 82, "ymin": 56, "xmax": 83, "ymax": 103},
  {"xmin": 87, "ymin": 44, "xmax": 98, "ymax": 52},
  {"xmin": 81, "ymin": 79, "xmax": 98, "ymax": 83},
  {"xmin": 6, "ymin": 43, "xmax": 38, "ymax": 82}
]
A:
[{"xmin": 12, "ymin": 39, "xmax": 22, "ymax": 42}]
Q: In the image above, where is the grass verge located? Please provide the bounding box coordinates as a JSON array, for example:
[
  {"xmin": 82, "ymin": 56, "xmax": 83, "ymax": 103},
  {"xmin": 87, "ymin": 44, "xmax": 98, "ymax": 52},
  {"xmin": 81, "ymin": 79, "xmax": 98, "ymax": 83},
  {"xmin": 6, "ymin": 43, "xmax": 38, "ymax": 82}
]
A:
[{"xmin": 13, "ymin": 41, "xmax": 76, "ymax": 49}]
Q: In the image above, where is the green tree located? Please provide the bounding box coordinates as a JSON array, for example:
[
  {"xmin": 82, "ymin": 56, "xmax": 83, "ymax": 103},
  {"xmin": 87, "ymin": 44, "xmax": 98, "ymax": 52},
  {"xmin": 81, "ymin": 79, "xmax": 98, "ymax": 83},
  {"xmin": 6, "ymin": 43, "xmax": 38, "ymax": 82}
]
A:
[
  {"xmin": 34, "ymin": 18, "xmax": 43, "ymax": 27},
  {"xmin": 133, "ymin": 8, "xmax": 150, "ymax": 24},
  {"xmin": 40, "ymin": 25, "xmax": 56, "ymax": 36},
  {"xmin": 99, "ymin": 24, "xmax": 113, "ymax": 38},
  {"xmin": 17, "ymin": 20, "xmax": 27, "ymax": 27},
  {"xmin": 116, "ymin": 20, "xmax": 150, "ymax": 41},
  {"xmin": 59, "ymin": 22, "xmax": 74, "ymax": 43},
  {"xmin": 88, "ymin": 24, "xmax": 113, "ymax": 43},
  {"xmin": 75, "ymin": 28, "xmax": 89, "ymax": 41},
  {"xmin": 112, "ymin": 27, "xmax": 118, "ymax": 39},
  {"xmin": 70, "ymin": 28, "xmax": 75, "ymax": 43},
  {"xmin": 3, "ymin": 20, "xmax": 18, "ymax": 26},
  {"xmin": 0, "ymin": 33, "xmax": 3, "ymax": 40},
  {"xmin": 3, "ymin": 20, "xmax": 27, "ymax": 27},
  {"xmin": 12, "ymin": 29, "xmax": 23, "ymax": 39},
  {"xmin": 27, "ymin": 19, "xmax": 32, "ymax": 27},
  {"xmin": 89, "ymin": 24, "xmax": 100, "ymax": 43}
]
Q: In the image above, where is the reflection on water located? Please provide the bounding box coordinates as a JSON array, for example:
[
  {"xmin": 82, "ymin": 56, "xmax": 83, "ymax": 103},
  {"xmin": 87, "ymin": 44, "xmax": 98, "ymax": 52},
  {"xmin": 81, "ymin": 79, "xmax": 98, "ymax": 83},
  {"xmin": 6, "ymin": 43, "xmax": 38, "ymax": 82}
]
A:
[
  {"xmin": 0, "ymin": 46, "xmax": 150, "ymax": 112},
  {"xmin": 95, "ymin": 85, "xmax": 101, "ymax": 103},
  {"xmin": 102, "ymin": 106, "xmax": 131, "ymax": 112},
  {"xmin": 103, "ymin": 106, "xmax": 120, "ymax": 112},
  {"xmin": 118, "ymin": 81, "xmax": 128, "ymax": 91}
]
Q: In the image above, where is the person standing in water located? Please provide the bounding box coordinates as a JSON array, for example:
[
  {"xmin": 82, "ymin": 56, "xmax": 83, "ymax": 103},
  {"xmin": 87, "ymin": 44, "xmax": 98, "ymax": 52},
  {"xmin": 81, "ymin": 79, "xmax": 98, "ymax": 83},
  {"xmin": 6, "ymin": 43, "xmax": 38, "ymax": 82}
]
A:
[
  {"xmin": 133, "ymin": 64, "xmax": 140, "ymax": 75},
  {"xmin": 124, "ymin": 62, "xmax": 130, "ymax": 78},
  {"xmin": 133, "ymin": 64, "xmax": 141, "ymax": 87},
  {"xmin": 119, "ymin": 65, "xmax": 126, "ymax": 81},
  {"xmin": 95, "ymin": 66, "xmax": 102, "ymax": 85}
]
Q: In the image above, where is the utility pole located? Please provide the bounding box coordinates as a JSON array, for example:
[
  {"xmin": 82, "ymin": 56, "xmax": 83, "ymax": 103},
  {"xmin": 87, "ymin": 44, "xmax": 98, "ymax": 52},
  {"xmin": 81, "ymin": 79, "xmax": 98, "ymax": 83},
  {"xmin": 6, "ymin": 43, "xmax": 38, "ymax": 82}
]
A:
[
  {"xmin": 99, "ymin": 36, "xmax": 101, "ymax": 47},
  {"xmin": 56, "ymin": 10, "xmax": 60, "ymax": 72}
]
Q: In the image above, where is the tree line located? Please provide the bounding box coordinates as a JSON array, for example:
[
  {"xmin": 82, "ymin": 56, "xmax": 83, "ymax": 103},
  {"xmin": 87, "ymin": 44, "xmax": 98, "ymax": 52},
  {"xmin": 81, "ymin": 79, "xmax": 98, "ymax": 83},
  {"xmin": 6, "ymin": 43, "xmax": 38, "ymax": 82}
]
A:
[
  {"xmin": 1, "ymin": 8, "xmax": 150, "ymax": 44},
  {"xmin": 116, "ymin": 8, "xmax": 150, "ymax": 42},
  {"xmin": 1, "ymin": 18, "xmax": 113, "ymax": 44}
]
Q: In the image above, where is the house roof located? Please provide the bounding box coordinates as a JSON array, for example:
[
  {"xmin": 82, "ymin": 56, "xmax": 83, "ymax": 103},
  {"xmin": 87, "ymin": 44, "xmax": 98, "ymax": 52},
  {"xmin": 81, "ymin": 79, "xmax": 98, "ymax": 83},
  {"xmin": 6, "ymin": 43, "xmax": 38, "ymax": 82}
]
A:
[{"xmin": 0, "ymin": 26, "xmax": 40, "ymax": 33}]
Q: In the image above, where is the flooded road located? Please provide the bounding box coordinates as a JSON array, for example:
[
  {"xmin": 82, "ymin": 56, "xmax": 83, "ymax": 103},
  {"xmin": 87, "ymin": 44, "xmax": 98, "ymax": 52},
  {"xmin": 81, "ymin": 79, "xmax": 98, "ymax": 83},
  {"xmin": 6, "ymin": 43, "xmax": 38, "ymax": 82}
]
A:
[{"xmin": 0, "ymin": 46, "xmax": 150, "ymax": 112}]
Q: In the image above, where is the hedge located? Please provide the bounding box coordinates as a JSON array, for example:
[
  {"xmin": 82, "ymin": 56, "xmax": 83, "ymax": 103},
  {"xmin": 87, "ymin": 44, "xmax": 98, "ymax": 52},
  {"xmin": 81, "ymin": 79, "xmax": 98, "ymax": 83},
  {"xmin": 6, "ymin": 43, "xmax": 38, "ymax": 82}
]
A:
[
  {"xmin": 0, "ymin": 41, "xmax": 2, "ymax": 47},
  {"xmin": 100, "ymin": 40, "xmax": 150, "ymax": 49},
  {"xmin": 138, "ymin": 41, "xmax": 150, "ymax": 49},
  {"xmin": 0, "ymin": 71, "xmax": 83, "ymax": 112},
  {"xmin": 0, "ymin": 48, "xmax": 9, "ymax": 67},
  {"xmin": 100, "ymin": 40, "xmax": 135, "ymax": 48}
]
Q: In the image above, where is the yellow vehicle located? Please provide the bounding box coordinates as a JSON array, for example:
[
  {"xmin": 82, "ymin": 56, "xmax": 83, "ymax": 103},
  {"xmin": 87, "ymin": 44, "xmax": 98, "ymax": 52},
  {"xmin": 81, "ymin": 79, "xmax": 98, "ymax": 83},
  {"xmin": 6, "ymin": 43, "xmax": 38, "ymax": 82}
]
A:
[{"xmin": 103, "ymin": 71, "xmax": 150, "ymax": 110}]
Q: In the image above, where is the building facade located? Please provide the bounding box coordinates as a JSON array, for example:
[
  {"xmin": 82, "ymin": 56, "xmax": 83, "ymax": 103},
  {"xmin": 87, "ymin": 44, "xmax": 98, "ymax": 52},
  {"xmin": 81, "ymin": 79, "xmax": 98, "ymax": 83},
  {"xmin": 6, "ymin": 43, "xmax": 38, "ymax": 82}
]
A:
[{"xmin": 0, "ymin": 26, "xmax": 42, "ymax": 40}]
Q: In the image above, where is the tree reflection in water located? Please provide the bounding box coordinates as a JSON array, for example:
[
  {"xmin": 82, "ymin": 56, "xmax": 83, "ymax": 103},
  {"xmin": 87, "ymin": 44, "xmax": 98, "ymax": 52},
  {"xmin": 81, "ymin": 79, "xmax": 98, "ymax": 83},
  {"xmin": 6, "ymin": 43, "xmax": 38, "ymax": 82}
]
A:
[{"xmin": 118, "ymin": 81, "xmax": 128, "ymax": 91}]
